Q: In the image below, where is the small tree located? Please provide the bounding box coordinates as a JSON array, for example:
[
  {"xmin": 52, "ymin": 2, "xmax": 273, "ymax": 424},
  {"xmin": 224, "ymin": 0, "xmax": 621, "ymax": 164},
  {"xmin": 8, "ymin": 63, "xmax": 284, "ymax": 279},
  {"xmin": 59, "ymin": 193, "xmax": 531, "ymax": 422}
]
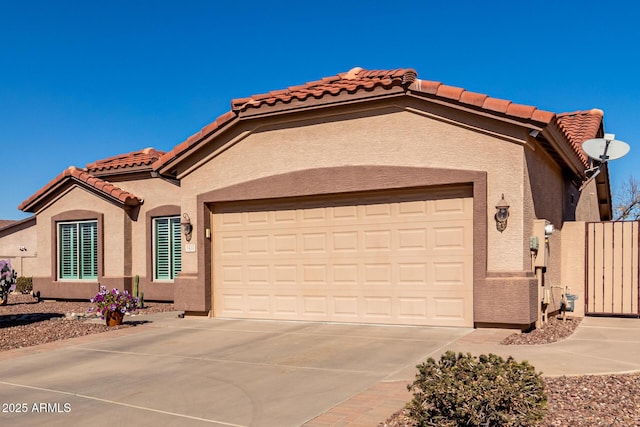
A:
[{"xmin": 613, "ymin": 175, "xmax": 640, "ymax": 221}]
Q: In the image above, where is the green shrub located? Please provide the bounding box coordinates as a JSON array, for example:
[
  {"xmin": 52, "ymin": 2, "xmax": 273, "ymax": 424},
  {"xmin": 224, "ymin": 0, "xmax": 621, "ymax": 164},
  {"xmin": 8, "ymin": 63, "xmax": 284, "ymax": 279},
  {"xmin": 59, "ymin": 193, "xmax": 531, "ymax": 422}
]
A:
[
  {"xmin": 407, "ymin": 351, "xmax": 547, "ymax": 427},
  {"xmin": 15, "ymin": 276, "xmax": 33, "ymax": 294}
]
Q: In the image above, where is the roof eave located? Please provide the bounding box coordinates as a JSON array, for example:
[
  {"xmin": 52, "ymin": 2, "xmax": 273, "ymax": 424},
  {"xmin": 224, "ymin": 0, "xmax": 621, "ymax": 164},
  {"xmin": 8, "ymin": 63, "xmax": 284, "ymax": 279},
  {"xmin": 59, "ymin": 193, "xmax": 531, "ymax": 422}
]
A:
[
  {"xmin": 0, "ymin": 216, "xmax": 36, "ymax": 236},
  {"xmin": 234, "ymin": 85, "xmax": 408, "ymax": 120},
  {"xmin": 540, "ymin": 122, "xmax": 587, "ymax": 178},
  {"xmin": 595, "ymin": 163, "xmax": 613, "ymax": 220},
  {"xmin": 20, "ymin": 176, "xmax": 142, "ymax": 214},
  {"xmin": 88, "ymin": 164, "xmax": 156, "ymax": 178},
  {"xmin": 154, "ymin": 113, "xmax": 240, "ymax": 176}
]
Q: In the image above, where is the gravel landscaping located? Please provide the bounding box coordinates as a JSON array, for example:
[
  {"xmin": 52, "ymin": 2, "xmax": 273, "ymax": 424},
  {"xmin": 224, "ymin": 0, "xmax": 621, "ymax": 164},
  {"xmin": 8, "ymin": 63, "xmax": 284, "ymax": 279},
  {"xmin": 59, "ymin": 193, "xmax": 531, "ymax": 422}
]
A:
[
  {"xmin": 2, "ymin": 294, "xmax": 639, "ymax": 425},
  {"xmin": 0, "ymin": 293, "xmax": 177, "ymax": 351}
]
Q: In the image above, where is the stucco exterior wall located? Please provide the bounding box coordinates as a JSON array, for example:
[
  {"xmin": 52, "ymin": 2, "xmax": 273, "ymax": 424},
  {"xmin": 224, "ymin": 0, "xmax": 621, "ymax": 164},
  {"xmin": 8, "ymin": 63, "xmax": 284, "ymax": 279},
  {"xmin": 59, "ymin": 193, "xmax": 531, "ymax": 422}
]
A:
[
  {"xmin": 560, "ymin": 221, "xmax": 586, "ymax": 317},
  {"xmin": 179, "ymin": 108, "xmax": 528, "ymax": 276},
  {"xmin": 117, "ymin": 177, "xmax": 182, "ymax": 279},
  {"xmin": 31, "ymin": 186, "xmax": 129, "ymax": 299},
  {"xmin": 523, "ymin": 143, "xmax": 566, "ymax": 296},
  {"xmin": 575, "ymin": 178, "xmax": 603, "ymax": 222},
  {"xmin": 0, "ymin": 218, "xmax": 37, "ymax": 277}
]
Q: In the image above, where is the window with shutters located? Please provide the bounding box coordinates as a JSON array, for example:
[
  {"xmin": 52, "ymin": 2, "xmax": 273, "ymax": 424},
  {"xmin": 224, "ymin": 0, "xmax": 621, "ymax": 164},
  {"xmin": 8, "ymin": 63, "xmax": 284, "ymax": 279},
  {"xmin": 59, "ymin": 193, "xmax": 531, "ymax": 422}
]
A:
[
  {"xmin": 58, "ymin": 220, "xmax": 98, "ymax": 280},
  {"xmin": 153, "ymin": 216, "xmax": 182, "ymax": 281}
]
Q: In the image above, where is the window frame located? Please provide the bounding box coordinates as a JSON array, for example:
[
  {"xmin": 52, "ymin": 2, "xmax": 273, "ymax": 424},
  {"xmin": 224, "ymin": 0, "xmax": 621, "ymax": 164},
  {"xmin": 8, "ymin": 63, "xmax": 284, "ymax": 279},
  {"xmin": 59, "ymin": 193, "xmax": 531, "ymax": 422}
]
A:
[
  {"xmin": 152, "ymin": 215, "xmax": 182, "ymax": 281},
  {"xmin": 57, "ymin": 219, "xmax": 99, "ymax": 281}
]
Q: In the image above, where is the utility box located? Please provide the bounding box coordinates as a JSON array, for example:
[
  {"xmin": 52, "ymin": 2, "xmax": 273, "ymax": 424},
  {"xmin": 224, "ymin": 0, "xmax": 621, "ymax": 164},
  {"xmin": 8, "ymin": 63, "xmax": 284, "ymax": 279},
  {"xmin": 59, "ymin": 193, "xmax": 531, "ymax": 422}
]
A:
[{"xmin": 564, "ymin": 294, "xmax": 578, "ymax": 312}]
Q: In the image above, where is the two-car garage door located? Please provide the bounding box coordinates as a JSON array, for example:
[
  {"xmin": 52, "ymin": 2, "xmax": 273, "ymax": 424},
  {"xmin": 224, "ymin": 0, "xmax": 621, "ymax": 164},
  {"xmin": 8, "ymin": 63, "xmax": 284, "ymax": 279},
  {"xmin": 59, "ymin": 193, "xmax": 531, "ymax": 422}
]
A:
[{"xmin": 212, "ymin": 188, "xmax": 473, "ymax": 327}]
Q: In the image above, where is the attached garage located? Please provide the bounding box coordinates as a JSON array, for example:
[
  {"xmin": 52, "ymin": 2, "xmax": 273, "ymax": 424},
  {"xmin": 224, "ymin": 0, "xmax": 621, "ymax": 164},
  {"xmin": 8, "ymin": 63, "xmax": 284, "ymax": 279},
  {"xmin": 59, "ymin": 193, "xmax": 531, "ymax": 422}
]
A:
[
  {"xmin": 212, "ymin": 187, "xmax": 473, "ymax": 327},
  {"xmin": 17, "ymin": 67, "xmax": 612, "ymax": 329}
]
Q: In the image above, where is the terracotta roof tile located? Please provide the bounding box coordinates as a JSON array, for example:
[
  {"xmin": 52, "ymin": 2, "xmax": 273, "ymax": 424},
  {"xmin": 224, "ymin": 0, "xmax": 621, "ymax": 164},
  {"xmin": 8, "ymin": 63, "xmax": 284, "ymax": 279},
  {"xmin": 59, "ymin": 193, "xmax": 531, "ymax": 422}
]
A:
[
  {"xmin": 436, "ymin": 84, "xmax": 465, "ymax": 100},
  {"xmin": 531, "ymin": 109, "xmax": 555, "ymax": 123},
  {"xmin": 415, "ymin": 80, "xmax": 442, "ymax": 95},
  {"xmin": 482, "ymin": 97, "xmax": 512, "ymax": 114},
  {"xmin": 406, "ymin": 76, "xmax": 598, "ymax": 166},
  {"xmin": 231, "ymin": 67, "xmax": 417, "ymax": 112},
  {"xmin": 557, "ymin": 109, "xmax": 604, "ymax": 165},
  {"xmin": 507, "ymin": 103, "xmax": 537, "ymax": 119},
  {"xmin": 153, "ymin": 67, "xmax": 602, "ymax": 175},
  {"xmin": 459, "ymin": 91, "xmax": 488, "ymax": 107},
  {"xmin": 86, "ymin": 147, "xmax": 165, "ymax": 173},
  {"xmin": 153, "ymin": 110, "xmax": 237, "ymax": 172},
  {"xmin": 19, "ymin": 167, "xmax": 142, "ymax": 212},
  {"xmin": 409, "ymin": 78, "xmax": 555, "ymax": 124}
]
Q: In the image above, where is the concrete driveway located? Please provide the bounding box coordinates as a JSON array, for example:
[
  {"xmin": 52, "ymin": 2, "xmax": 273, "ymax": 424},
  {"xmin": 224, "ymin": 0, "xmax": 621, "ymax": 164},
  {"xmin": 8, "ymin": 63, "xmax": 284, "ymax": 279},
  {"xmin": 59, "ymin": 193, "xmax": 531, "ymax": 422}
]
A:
[{"xmin": 0, "ymin": 315, "xmax": 472, "ymax": 427}]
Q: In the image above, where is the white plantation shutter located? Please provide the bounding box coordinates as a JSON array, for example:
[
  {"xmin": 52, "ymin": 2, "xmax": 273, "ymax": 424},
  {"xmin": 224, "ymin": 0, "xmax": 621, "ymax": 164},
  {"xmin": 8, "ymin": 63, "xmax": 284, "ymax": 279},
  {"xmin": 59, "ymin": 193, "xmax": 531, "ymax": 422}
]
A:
[
  {"xmin": 154, "ymin": 216, "xmax": 182, "ymax": 280},
  {"xmin": 155, "ymin": 218, "xmax": 170, "ymax": 279},
  {"xmin": 59, "ymin": 223, "xmax": 77, "ymax": 279},
  {"xmin": 170, "ymin": 217, "xmax": 182, "ymax": 278},
  {"xmin": 58, "ymin": 221, "xmax": 98, "ymax": 280},
  {"xmin": 79, "ymin": 222, "xmax": 98, "ymax": 279}
]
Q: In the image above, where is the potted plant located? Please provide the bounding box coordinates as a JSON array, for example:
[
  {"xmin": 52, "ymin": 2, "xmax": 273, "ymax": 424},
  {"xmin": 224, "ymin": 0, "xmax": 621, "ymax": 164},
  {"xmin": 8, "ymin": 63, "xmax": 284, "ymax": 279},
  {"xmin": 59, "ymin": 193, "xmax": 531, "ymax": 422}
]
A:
[
  {"xmin": 89, "ymin": 286, "xmax": 140, "ymax": 326},
  {"xmin": 0, "ymin": 259, "xmax": 17, "ymax": 306}
]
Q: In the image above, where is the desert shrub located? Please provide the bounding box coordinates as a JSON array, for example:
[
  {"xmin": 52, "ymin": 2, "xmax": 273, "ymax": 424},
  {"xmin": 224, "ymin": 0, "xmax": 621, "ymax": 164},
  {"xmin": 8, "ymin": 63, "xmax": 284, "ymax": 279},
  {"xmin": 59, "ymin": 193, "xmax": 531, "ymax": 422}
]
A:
[
  {"xmin": 15, "ymin": 276, "xmax": 33, "ymax": 294},
  {"xmin": 407, "ymin": 351, "xmax": 547, "ymax": 427}
]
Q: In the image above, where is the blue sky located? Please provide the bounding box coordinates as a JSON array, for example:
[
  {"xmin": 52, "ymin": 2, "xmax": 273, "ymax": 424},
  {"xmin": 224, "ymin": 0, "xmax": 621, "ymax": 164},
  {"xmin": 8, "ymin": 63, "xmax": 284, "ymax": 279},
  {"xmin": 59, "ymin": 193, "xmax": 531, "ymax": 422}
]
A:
[{"xmin": 1, "ymin": 1, "xmax": 638, "ymax": 220}]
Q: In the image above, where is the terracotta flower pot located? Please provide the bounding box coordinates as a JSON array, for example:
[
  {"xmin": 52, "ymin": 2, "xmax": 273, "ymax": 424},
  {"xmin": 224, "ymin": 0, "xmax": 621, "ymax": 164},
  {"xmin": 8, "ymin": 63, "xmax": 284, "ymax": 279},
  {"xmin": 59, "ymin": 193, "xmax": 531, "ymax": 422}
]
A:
[{"xmin": 105, "ymin": 310, "xmax": 125, "ymax": 327}]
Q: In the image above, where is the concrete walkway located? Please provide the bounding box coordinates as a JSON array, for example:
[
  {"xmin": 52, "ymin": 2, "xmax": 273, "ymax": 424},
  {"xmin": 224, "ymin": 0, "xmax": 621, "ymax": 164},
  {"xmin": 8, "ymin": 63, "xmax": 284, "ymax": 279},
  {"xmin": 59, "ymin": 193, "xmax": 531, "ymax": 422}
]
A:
[
  {"xmin": 0, "ymin": 315, "xmax": 638, "ymax": 427},
  {"xmin": 305, "ymin": 316, "xmax": 640, "ymax": 426}
]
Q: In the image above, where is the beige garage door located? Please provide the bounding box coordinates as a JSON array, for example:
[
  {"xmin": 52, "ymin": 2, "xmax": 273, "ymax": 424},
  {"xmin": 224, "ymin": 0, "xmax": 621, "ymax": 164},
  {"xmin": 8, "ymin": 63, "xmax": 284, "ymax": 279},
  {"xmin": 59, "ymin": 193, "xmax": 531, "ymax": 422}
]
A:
[{"xmin": 212, "ymin": 189, "xmax": 473, "ymax": 327}]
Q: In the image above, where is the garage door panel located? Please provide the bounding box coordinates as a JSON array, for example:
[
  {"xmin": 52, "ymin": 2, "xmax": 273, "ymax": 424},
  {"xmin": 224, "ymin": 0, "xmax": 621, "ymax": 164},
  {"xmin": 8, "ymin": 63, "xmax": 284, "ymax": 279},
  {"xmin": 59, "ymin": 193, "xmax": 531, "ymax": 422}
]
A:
[
  {"xmin": 274, "ymin": 264, "xmax": 297, "ymax": 284},
  {"xmin": 432, "ymin": 257, "xmax": 473, "ymax": 286},
  {"xmin": 274, "ymin": 295, "xmax": 298, "ymax": 315},
  {"xmin": 333, "ymin": 296, "xmax": 360, "ymax": 317},
  {"xmin": 213, "ymin": 191, "xmax": 473, "ymax": 326},
  {"xmin": 397, "ymin": 297, "xmax": 429, "ymax": 320},
  {"xmin": 432, "ymin": 295, "xmax": 473, "ymax": 323}
]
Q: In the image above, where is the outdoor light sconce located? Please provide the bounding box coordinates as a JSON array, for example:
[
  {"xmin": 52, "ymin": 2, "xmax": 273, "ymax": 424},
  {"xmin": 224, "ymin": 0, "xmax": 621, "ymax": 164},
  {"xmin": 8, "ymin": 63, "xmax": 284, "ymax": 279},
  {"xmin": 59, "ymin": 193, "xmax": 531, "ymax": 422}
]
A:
[
  {"xmin": 181, "ymin": 213, "xmax": 193, "ymax": 242},
  {"xmin": 544, "ymin": 221, "xmax": 555, "ymax": 243},
  {"xmin": 495, "ymin": 194, "xmax": 510, "ymax": 233}
]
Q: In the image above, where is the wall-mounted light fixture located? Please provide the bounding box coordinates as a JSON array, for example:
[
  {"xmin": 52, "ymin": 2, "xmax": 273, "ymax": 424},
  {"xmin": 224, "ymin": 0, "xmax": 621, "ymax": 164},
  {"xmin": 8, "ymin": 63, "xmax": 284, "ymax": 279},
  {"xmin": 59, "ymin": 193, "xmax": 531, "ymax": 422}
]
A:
[
  {"xmin": 544, "ymin": 221, "xmax": 555, "ymax": 243},
  {"xmin": 181, "ymin": 213, "xmax": 193, "ymax": 242},
  {"xmin": 495, "ymin": 194, "xmax": 510, "ymax": 233}
]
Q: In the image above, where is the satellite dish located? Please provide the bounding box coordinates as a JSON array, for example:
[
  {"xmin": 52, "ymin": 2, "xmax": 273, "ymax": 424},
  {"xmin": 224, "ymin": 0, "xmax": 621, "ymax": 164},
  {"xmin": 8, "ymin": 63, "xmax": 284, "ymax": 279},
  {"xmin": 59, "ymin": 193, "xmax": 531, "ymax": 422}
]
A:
[{"xmin": 582, "ymin": 134, "xmax": 630, "ymax": 162}]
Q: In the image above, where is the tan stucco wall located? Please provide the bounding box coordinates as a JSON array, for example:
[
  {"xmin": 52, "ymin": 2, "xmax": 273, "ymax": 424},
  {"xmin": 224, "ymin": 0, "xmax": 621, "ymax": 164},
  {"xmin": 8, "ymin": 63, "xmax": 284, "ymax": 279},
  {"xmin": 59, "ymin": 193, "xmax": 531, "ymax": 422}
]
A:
[
  {"xmin": 523, "ymin": 143, "xmax": 566, "ymax": 296},
  {"xmin": 523, "ymin": 141, "xmax": 600, "ymax": 320},
  {"xmin": 0, "ymin": 219, "xmax": 37, "ymax": 277},
  {"xmin": 116, "ymin": 177, "xmax": 182, "ymax": 279},
  {"xmin": 575, "ymin": 178, "xmax": 603, "ymax": 222},
  {"xmin": 33, "ymin": 186, "xmax": 125, "ymax": 278},
  {"xmin": 179, "ymin": 108, "xmax": 528, "ymax": 275},
  {"xmin": 560, "ymin": 221, "xmax": 586, "ymax": 317}
]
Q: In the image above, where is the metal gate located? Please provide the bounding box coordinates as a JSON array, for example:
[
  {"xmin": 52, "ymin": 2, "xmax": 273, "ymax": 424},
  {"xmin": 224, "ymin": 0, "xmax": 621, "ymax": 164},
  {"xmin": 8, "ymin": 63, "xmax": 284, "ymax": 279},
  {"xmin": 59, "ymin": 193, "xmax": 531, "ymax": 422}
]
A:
[{"xmin": 586, "ymin": 221, "xmax": 640, "ymax": 316}]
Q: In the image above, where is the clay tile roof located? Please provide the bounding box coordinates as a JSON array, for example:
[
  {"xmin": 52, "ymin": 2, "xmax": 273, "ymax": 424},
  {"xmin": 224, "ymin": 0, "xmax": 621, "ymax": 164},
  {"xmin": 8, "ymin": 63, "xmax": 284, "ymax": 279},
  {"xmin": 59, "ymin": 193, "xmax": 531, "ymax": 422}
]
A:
[
  {"xmin": 231, "ymin": 67, "xmax": 417, "ymax": 112},
  {"xmin": 86, "ymin": 147, "xmax": 165, "ymax": 173},
  {"xmin": 408, "ymin": 78, "xmax": 600, "ymax": 167},
  {"xmin": 154, "ymin": 67, "xmax": 601, "ymax": 175},
  {"xmin": 410, "ymin": 78, "xmax": 555, "ymax": 124},
  {"xmin": 19, "ymin": 167, "xmax": 142, "ymax": 212},
  {"xmin": 153, "ymin": 110, "xmax": 237, "ymax": 172},
  {"xmin": 556, "ymin": 109, "xmax": 604, "ymax": 165}
]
